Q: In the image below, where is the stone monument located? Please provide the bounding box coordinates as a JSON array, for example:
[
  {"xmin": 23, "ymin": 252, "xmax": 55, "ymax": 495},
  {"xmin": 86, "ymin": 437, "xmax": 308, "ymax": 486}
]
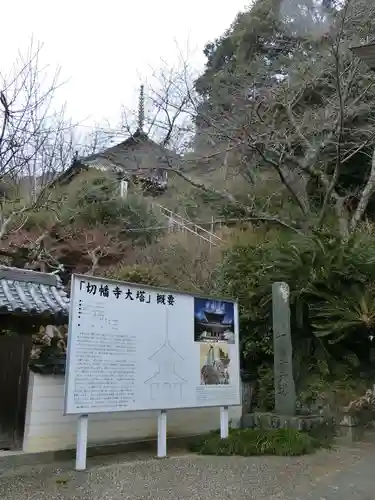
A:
[
  {"xmin": 272, "ymin": 282, "xmax": 296, "ymax": 416},
  {"xmin": 241, "ymin": 281, "xmax": 331, "ymax": 431}
]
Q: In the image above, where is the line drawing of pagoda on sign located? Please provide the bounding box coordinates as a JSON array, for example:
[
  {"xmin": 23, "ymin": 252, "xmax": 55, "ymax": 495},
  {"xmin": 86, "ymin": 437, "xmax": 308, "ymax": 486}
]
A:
[{"xmin": 144, "ymin": 308, "xmax": 187, "ymax": 400}]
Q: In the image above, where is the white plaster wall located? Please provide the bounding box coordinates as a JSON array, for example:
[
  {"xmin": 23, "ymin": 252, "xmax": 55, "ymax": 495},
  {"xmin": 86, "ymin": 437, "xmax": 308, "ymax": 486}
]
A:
[{"xmin": 23, "ymin": 373, "xmax": 242, "ymax": 453}]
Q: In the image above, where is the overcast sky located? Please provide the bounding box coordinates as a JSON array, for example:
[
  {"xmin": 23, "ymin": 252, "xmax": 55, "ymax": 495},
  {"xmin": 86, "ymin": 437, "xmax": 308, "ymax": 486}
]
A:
[{"xmin": 1, "ymin": 0, "xmax": 248, "ymax": 130}]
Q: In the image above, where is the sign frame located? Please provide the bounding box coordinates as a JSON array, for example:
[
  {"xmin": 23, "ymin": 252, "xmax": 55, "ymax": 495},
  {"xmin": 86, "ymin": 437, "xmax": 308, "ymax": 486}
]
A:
[{"xmin": 63, "ymin": 274, "xmax": 240, "ymax": 470}]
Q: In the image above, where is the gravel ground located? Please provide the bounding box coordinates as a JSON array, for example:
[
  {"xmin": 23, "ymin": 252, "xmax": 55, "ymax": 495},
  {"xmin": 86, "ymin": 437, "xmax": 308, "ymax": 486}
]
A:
[{"xmin": 0, "ymin": 444, "xmax": 374, "ymax": 500}]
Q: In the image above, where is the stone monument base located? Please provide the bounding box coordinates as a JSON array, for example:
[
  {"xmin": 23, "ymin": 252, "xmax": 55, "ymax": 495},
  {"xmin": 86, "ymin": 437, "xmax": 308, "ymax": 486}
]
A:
[{"xmin": 241, "ymin": 412, "xmax": 333, "ymax": 432}]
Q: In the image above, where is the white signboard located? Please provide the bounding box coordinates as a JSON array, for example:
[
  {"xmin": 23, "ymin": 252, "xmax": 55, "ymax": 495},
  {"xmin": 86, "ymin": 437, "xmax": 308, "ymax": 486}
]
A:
[{"xmin": 64, "ymin": 274, "xmax": 240, "ymax": 415}]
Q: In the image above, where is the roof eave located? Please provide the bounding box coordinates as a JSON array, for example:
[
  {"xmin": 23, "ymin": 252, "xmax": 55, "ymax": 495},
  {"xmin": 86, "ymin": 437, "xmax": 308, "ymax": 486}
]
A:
[
  {"xmin": 0, "ymin": 266, "xmax": 69, "ymax": 319},
  {"xmin": 0, "ymin": 308, "xmax": 68, "ymax": 321},
  {"xmin": 351, "ymin": 43, "xmax": 375, "ymax": 71}
]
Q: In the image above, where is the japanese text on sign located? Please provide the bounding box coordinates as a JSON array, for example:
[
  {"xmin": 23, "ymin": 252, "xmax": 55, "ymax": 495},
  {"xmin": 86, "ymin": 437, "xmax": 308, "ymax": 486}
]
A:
[{"xmin": 79, "ymin": 280, "xmax": 175, "ymax": 306}]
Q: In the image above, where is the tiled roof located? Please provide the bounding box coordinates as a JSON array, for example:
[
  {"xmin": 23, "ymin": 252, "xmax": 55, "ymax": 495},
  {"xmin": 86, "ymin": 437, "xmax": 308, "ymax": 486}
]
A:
[
  {"xmin": 0, "ymin": 266, "xmax": 69, "ymax": 316},
  {"xmin": 82, "ymin": 130, "xmax": 176, "ymax": 172},
  {"xmin": 54, "ymin": 129, "xmax": 178, "ymax": 187}
]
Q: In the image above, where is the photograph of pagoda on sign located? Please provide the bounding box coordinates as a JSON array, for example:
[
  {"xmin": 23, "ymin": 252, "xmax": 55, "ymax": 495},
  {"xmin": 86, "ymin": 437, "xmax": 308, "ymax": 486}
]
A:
[
  {"xmin": 194, "ymin": 298, "xmax": 235, "ymax": 344},
  {"xmin": 144, "ymin": 309, "xmax": 187, "ymax": 400}
]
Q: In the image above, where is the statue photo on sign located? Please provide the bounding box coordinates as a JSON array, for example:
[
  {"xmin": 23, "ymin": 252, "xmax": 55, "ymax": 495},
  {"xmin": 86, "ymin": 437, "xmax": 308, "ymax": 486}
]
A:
[{"xmin": 200, "ymin": 343, "xmax": 231, "ymax": 385}]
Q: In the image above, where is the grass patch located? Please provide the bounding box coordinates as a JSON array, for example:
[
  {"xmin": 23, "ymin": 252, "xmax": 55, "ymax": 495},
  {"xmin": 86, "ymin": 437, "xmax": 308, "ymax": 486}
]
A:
[{"xmin": 188, "ymin": 428, "xmax": 327, "ymax": 456}]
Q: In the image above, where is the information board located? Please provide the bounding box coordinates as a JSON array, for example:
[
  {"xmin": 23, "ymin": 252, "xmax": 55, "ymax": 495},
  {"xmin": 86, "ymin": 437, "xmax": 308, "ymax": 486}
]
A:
[{"xmin": 64, "ymin": 274, "xmax": 240, "ymax": 415}]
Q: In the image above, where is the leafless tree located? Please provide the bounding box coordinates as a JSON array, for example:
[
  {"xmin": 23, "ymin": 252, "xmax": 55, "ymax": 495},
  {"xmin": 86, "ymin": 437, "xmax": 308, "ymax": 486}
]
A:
[
  {"xmin": 74, "ymin": 121, "xmax": 116, "ymax": 158},
  {"xmin": 0, "ymin": 39, "xmax": 79, "ymax": 269},
  {"xmin": 141, "ymin": 0, "xmax": 375, "ymax": 238},
  {"xmin": 0, "ymin": 39, "xmax": 164, "ymax": 272},
  {"xmin": 121, "ymin": 57, "xmax": 198, "ymax": 154},
  {"xmin": 0, "ymin": 40, "xmax": 71, "ymax": 190}
]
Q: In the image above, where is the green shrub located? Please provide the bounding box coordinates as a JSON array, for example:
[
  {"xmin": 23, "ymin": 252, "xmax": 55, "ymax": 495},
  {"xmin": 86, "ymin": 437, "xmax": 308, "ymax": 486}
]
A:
[
  {"xmin": 61, "ymin": 175, "xmax": 163, "ymax": 245},
  {"xmin": 105, "ymin": 264, "xmax": 165, "ymax": 287},
  {"xmin": 218, "ymin": 229, "xmax": 375, "ymax": 399},
  {"xmin": 188, "ymin": 428, "xmax": 320, "ymax": 456},
  {"xmin": 13, "ymin": 208, "xmax": 56, "ymax": 231}
]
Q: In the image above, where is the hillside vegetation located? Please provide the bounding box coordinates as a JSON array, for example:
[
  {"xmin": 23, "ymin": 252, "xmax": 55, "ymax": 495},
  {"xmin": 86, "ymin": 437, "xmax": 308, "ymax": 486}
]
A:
[{"xmin": 2, "ymin": 0, "xmax": 375, "ymax": 409}]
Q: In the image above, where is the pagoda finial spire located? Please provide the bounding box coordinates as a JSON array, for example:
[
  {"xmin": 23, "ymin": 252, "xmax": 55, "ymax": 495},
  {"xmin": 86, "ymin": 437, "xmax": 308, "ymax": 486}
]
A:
[{"xmin": 138, "ymin": 84, "xmax": 145, "ymax": 132}]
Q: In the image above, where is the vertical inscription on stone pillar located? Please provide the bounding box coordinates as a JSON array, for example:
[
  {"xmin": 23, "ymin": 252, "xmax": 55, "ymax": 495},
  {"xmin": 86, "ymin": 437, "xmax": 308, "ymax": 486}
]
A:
[{"xmin": 272, "ymin": 282, "xmax": 296, "ymax": 416}]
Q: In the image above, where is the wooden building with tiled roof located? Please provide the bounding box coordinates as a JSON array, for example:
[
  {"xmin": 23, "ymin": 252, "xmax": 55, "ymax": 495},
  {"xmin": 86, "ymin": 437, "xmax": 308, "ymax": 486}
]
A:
[
  {"xmin": 0, "ymin": 265, "xmax": 69, "ymax": 450},
  {"xmin": 53, "ymin": 86, "xmax": 179, "ymax": 196}
]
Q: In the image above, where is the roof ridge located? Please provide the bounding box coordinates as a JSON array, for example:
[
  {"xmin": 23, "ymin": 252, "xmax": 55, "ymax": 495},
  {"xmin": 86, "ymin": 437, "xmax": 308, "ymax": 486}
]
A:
[{"xmin": 0, "ymin": 265, "xmax": 63, "ymax": 288}]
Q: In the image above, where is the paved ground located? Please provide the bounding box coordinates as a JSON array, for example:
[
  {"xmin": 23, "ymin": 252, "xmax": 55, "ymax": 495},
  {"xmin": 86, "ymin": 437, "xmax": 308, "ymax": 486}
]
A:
[{"xmin": 0, "ymin": 443, "xmax": 374, "ymax": 500}]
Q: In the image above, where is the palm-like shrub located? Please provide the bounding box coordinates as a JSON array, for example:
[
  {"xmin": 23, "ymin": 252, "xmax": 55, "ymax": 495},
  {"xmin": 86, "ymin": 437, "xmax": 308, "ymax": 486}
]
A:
[
  {"xmin": 310, "ymin": 285, "xmax": 375, "ymax": 343},
  {"xmin": 219, "ymin": 229, "xmax": 375, "ymax": 403}
]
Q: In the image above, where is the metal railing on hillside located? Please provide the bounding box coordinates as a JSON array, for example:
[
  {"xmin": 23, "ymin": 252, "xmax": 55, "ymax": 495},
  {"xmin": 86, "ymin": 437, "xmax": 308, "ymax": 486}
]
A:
[{"xmin": 156, "ymin": 204, "xmax": 224, "ymax": 247}]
